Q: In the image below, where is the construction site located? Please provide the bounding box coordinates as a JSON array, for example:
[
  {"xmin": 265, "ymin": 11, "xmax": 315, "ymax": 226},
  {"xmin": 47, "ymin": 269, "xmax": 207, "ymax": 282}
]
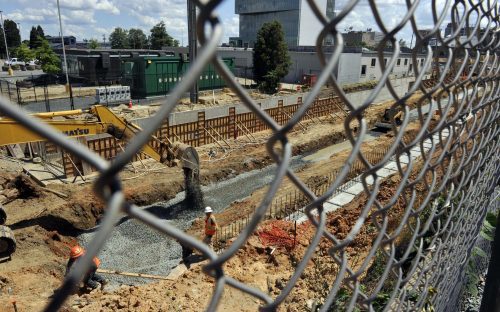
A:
[
  {"xmin": 0, "ymin": 1, "xmax": 499, "ymax": 312},
  {"xmin": 0, "ymin": 69, "xmax": 495, "ymax": 310}
]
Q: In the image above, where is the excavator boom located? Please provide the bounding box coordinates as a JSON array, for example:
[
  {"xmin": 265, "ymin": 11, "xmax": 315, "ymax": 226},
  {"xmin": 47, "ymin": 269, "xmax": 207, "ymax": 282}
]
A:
[{"xmin": 0, "ymin": 105, "xmax": 199, "ymax": 171}]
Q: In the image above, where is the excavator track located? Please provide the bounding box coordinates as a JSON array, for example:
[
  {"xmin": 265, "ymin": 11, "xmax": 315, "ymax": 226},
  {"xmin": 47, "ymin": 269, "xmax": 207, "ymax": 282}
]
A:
[
  {"xmin": 0, "ymin": 225, "xmax": 16, "ymax": 259},
  {"xmin": 0, "ymin": 206, "xmax": 6, "ymax": 225}
]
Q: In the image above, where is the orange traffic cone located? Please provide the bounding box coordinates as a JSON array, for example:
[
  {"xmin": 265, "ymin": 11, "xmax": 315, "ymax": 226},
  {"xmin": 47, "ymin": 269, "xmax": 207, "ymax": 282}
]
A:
[{"xmin": 128, "ymin": 99, "xmax": 133, "ymax": 108}]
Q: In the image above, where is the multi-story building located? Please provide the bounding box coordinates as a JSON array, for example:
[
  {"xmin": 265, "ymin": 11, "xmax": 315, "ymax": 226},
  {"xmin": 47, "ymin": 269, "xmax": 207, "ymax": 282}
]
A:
[
  {"xmin": 444, "ymin": 23, "xmax": 475, "ymax": 37},
  {"xmin": 343, "ymin": 31, "xmax": 384, "ymax": 48},
  {"xmin": 46, "ymin": 35, "xmax": 77, "ymax": 49},
  {"xmin": 235, "ymin": 0, "xmax": 335, "ymax": 48}
]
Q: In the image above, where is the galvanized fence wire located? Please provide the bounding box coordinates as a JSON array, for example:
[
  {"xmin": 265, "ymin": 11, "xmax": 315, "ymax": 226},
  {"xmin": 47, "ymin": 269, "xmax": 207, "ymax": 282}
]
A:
[{"xmin": 0, "ymin": 0, "xmax": 498, "ymax": 311}]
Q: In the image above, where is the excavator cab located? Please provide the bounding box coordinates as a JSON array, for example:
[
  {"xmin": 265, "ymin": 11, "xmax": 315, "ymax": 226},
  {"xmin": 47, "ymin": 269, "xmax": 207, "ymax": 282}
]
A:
[{"xmin": 375, "ymin": 108, "xmax": 403, "ymax": 129}]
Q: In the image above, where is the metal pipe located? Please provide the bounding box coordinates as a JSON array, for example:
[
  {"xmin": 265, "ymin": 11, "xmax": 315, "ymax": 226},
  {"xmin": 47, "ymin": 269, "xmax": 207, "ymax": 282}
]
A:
[{"xmin": 187, "ymin": 0, "xmax": 198, "ymax": 104}]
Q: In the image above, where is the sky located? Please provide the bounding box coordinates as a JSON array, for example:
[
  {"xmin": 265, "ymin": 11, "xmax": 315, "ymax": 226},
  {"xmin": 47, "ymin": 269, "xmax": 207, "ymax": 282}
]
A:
[{"xmin": 0, "ymin": 0, "xmax": 482, "ymax": 47}]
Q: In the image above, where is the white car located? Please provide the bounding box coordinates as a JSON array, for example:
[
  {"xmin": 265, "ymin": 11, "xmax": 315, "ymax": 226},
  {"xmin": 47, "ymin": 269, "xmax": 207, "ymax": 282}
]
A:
[
  {"xmin": 26, "ymin": 59, "xmax": 39, "ymax": 66},
  {"xmin": 4, "ymin": 58, "xmax": 25, "ymax": 66}
]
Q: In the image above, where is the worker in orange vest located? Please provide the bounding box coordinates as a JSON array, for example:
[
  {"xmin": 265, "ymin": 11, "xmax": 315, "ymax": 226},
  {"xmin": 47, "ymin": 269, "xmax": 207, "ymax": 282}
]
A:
[
  {"xmin": 65, "ymin": 245, "xmax": 107, "ymax": 290},
  {"xmin": 203, "ymin": 206, "xmax": 217, "ymax": 248}
]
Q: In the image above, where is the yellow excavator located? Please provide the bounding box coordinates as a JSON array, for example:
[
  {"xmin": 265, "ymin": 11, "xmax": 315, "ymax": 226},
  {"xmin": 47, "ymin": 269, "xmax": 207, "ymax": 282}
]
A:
[{"xmin": 0, "ymin": 105, "xmax": 200, "ymax": 260}]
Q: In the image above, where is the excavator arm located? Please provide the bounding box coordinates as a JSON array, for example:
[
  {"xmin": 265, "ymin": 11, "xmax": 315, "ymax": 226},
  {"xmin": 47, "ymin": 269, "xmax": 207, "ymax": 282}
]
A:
[{"xmin": 0, "ymin": 105, "xmax": 199, "ymax": 173}]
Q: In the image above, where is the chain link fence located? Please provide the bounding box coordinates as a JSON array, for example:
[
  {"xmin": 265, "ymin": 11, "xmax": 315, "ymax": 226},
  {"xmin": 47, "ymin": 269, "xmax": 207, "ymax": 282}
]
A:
[{"xmin": 0, "ymin": 0, "xmax": 499, "ymax": 311}]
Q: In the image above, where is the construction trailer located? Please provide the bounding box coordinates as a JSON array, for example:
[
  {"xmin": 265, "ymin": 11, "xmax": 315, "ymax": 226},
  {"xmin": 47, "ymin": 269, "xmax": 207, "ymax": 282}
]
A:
[
  {"xmin": 121, "ymin": 56, "xmax": 234, "ymax": 98},
  {"xmin": 55, "ymin": 49, "xmax": 234, "ymax": 98},
  {"xmin": 55, "ymin": 49, "xmax": 176, "ymax": 86}
]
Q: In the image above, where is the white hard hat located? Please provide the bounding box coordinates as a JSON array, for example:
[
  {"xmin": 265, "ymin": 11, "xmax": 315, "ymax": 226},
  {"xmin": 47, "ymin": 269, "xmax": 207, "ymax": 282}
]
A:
[{"xmin": 204, "ymin": 206, "xmax": 213, "ymax": 213}]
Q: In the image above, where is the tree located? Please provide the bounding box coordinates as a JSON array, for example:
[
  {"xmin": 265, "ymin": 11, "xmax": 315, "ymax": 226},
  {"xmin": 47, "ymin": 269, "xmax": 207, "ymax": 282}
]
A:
[
  {"xmin": 109, "ymin": 27, "xmax": 129, "ymax": 49},
  {"xmin": 253, "ymin": 21, "xmax": 291, "ymax": 94},
  {"xmin": 29, "ymin": 26, "xmax": 38, "ymax": 49},
  {"xmin": 35, "ymin": 37, "xmax": 61, "ymax": 73},
  {"xmin": 128, "ymin": 28, "xmax": 148, "ymax": 49},
  {"xmin": 88, "ymin": 39, "xmax": 100, "ymax": 49},
  {"xmin": 29, "ymin": 25, "xmax": 45, "ymax": 49},
  {"xmin": 149, "ymin": 22, "xmax": 178, "ymax": 49},
  {"xmin": 3, "ymin": 20, "xmax": 21, "ymax": 48},
  {"xmin": 13, "ymin": 43, "xmax": 35, "ymax": 62},
  {"xmin": 399, "ymin": 38, "xmax": 408, "ymax": 48},
  {"xmin": 36, "ymin": 25, "xmax": 45, "ymax": 39}
]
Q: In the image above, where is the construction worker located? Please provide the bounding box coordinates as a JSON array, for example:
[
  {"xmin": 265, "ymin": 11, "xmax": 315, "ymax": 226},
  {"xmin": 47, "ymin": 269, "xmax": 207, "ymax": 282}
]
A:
[
  {"xmin": 65, "ymin": 245, "xmax": 107, "ymax": 290},
  {"xmin": 203, "ymin": 206, "xmax": 217, "ymax": 248}
]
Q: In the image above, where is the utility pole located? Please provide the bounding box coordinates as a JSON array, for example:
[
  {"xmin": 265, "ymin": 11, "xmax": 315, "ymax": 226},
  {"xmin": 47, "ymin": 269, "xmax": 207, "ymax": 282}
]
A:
[
  {"xmin": 56, "ymin": 0, "xmax": 74, "ymax": 109},
  {"xmin": 56, "ymin": 0, "xmax": 70, "ymax": 91},
  {"xmin": 0, "ymin": 11, "xmax": 12, "ymax": 76},
  {"xmin": 187, "ymin": 0, "xmax": 198, "ymax": 103}
]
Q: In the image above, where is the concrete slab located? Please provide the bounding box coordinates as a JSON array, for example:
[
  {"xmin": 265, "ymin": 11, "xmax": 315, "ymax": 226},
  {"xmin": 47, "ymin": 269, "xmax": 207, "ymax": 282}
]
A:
[
  {"xmin": 166, "ymin": 263, "xmax": 189, "ymax": 280},
  {"xmin": 393, "ymin": 154, "xmax": 411, "ymax": 164},
  {"xmin": 344, "ymin": 182, "xmax": 366, "ymax": 196},
  {"xmin": 23, "ymin": 163, "xmax": 65, "ymax": 186},
  {"xmin": 375, "ymin": 167, "xmax": 397, "ymax": 178},
  {"xmin": 328, "ymin": 192, "xmax": 356, "ymax": 206},
  {"xmin": 384, "ymin": 161, "xmax": 400, "ymax": 172},
  {"xmin": 294, "ymin": 201, "xmax": 341, "ymax": 223}
]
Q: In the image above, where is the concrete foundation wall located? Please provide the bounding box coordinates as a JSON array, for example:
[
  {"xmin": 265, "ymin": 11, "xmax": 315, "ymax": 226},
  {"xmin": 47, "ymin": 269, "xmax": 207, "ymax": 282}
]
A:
[{"xmin": 132, "ymin": 76, "xmax": 423, "ymax": 126}]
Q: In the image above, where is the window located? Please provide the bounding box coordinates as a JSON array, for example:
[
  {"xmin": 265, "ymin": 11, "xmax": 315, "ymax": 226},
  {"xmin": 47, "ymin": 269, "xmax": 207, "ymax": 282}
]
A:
[
  {"xmin": 371, "ymin": 58, "xmax": 376, "ymax": 66},
  {"xmin": 397, "ymin": 59, "xmax": 401, "ymax": 66},
  {"xmin": 421, "ymin": 58, "xmax": 425, "ymax": 65},
  {"xmin": 384, "ymin": 58, "xmax": 387, "ymax": 65},
  {"xmin": 404, "ymin": 59, "xmax": 408, "ymax": 66},
  {"xmin": 361, "ymin": 65, "xmax": 367, "ymax": 76},
  {"xmin": 409, "ymin": 64, "xmax": 413, "ymax": 72}
]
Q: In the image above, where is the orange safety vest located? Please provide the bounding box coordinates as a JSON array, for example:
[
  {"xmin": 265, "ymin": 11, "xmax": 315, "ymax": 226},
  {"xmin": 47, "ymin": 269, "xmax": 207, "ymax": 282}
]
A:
[
  {"xmin": 93, "ymin": 257, "xmax": 101, "ymax": 268},
  {"xmin": 205, "ymin": 215, "xmax": 217, "ymax": 235}
]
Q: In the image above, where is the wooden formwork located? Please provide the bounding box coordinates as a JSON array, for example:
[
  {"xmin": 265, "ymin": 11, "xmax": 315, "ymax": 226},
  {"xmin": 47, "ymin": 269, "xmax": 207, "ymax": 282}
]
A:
[{"xmin": 62, "ymin": 95, "xmax": 347, "ymax": 178}]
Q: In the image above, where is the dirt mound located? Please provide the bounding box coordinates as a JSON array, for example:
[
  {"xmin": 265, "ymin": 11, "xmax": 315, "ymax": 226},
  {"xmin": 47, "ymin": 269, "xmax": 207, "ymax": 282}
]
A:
[{"xmin": 0, "ymin": 174, "xmax": 43, "ymax": 204}]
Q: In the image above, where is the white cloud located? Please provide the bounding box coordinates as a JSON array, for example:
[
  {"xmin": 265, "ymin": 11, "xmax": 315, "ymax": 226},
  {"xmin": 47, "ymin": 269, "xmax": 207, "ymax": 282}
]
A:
[{"xmin": 58, "ymin": 0, "xmax": 120, "ymax": 15}]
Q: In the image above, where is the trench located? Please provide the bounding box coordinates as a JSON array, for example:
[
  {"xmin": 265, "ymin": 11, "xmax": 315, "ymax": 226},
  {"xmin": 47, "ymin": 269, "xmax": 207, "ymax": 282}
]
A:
[{"xmin": 77, "ymin": 133, "xmax": 383, "ymax": 288}]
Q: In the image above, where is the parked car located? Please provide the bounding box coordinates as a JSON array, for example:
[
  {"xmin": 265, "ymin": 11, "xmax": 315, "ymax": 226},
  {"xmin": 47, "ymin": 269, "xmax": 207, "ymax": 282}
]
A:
[
  {"xmin": 26, "ymin": 59, "xmax": 39, "ymax": 66},
  {"xmin": 4, "ymin": 58, "xmax": 25, "ymax": 66}
]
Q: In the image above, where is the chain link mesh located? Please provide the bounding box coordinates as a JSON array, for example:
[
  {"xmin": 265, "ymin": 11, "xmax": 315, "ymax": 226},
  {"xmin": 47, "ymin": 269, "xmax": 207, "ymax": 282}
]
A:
[{"xmin": 0, "ymin": 0, "xmax": 498, "ymax": 311}]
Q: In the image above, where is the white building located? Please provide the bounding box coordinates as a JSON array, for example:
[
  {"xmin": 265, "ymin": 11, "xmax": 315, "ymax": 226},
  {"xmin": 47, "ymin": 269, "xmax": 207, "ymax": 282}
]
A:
[{"xmin": 216, "ymin": 48, "xmax": 431, "ymax": 85}]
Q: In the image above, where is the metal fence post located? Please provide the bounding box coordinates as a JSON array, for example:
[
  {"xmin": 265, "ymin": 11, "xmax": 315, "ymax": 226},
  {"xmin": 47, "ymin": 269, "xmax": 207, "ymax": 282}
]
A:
[
  {"xmin": 479, "ymin": 211, "xmax": 500, "ymax": 312},
  {"xmin": 69, "ymin": 82, "xmax": 75, "ymax": 110}
]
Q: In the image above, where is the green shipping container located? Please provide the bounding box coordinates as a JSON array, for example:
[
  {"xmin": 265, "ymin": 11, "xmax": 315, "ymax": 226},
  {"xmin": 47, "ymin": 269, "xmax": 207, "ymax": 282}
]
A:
[{"xmin": 122, "ymin": 56, "xmax": 234, "ymax": 98}]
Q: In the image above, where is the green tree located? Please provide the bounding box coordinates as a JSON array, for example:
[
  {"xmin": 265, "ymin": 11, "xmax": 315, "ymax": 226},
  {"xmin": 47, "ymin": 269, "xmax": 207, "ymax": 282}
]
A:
[
  {"xmin": 109, "ymin": 27, "xmax": 129, "ymax": 49},
  {"xmin": 29, "ymin": 25, "xmax": 45, "ymax": 49},
  {"xmin": 3, "ymin": 20, "xmax": 21, "ymax": 48},
  {"xmin": 13, "ymin": 43, "xmax": 35, "ymax": 62},
  {"xmin": 88, "ymin": 39, "xmax": 100, "ymax": 49},
  {"xmin": 36, "ymin": 25, "xmax": 45, "ymax": 39},
  {"xmin": 128, "ymin": 28, "xmax": 148, "ymax": 49},
  {"xmin": 35, "ymin": 37, "xmax": 61, "ymax": 73},
  {"xmin": 149, "ymin": 21, "xmax": 178, "ymax": 49},
  {"xmin": 253, "ymin": 21, "xmax": 291, "ymax": 94}
]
